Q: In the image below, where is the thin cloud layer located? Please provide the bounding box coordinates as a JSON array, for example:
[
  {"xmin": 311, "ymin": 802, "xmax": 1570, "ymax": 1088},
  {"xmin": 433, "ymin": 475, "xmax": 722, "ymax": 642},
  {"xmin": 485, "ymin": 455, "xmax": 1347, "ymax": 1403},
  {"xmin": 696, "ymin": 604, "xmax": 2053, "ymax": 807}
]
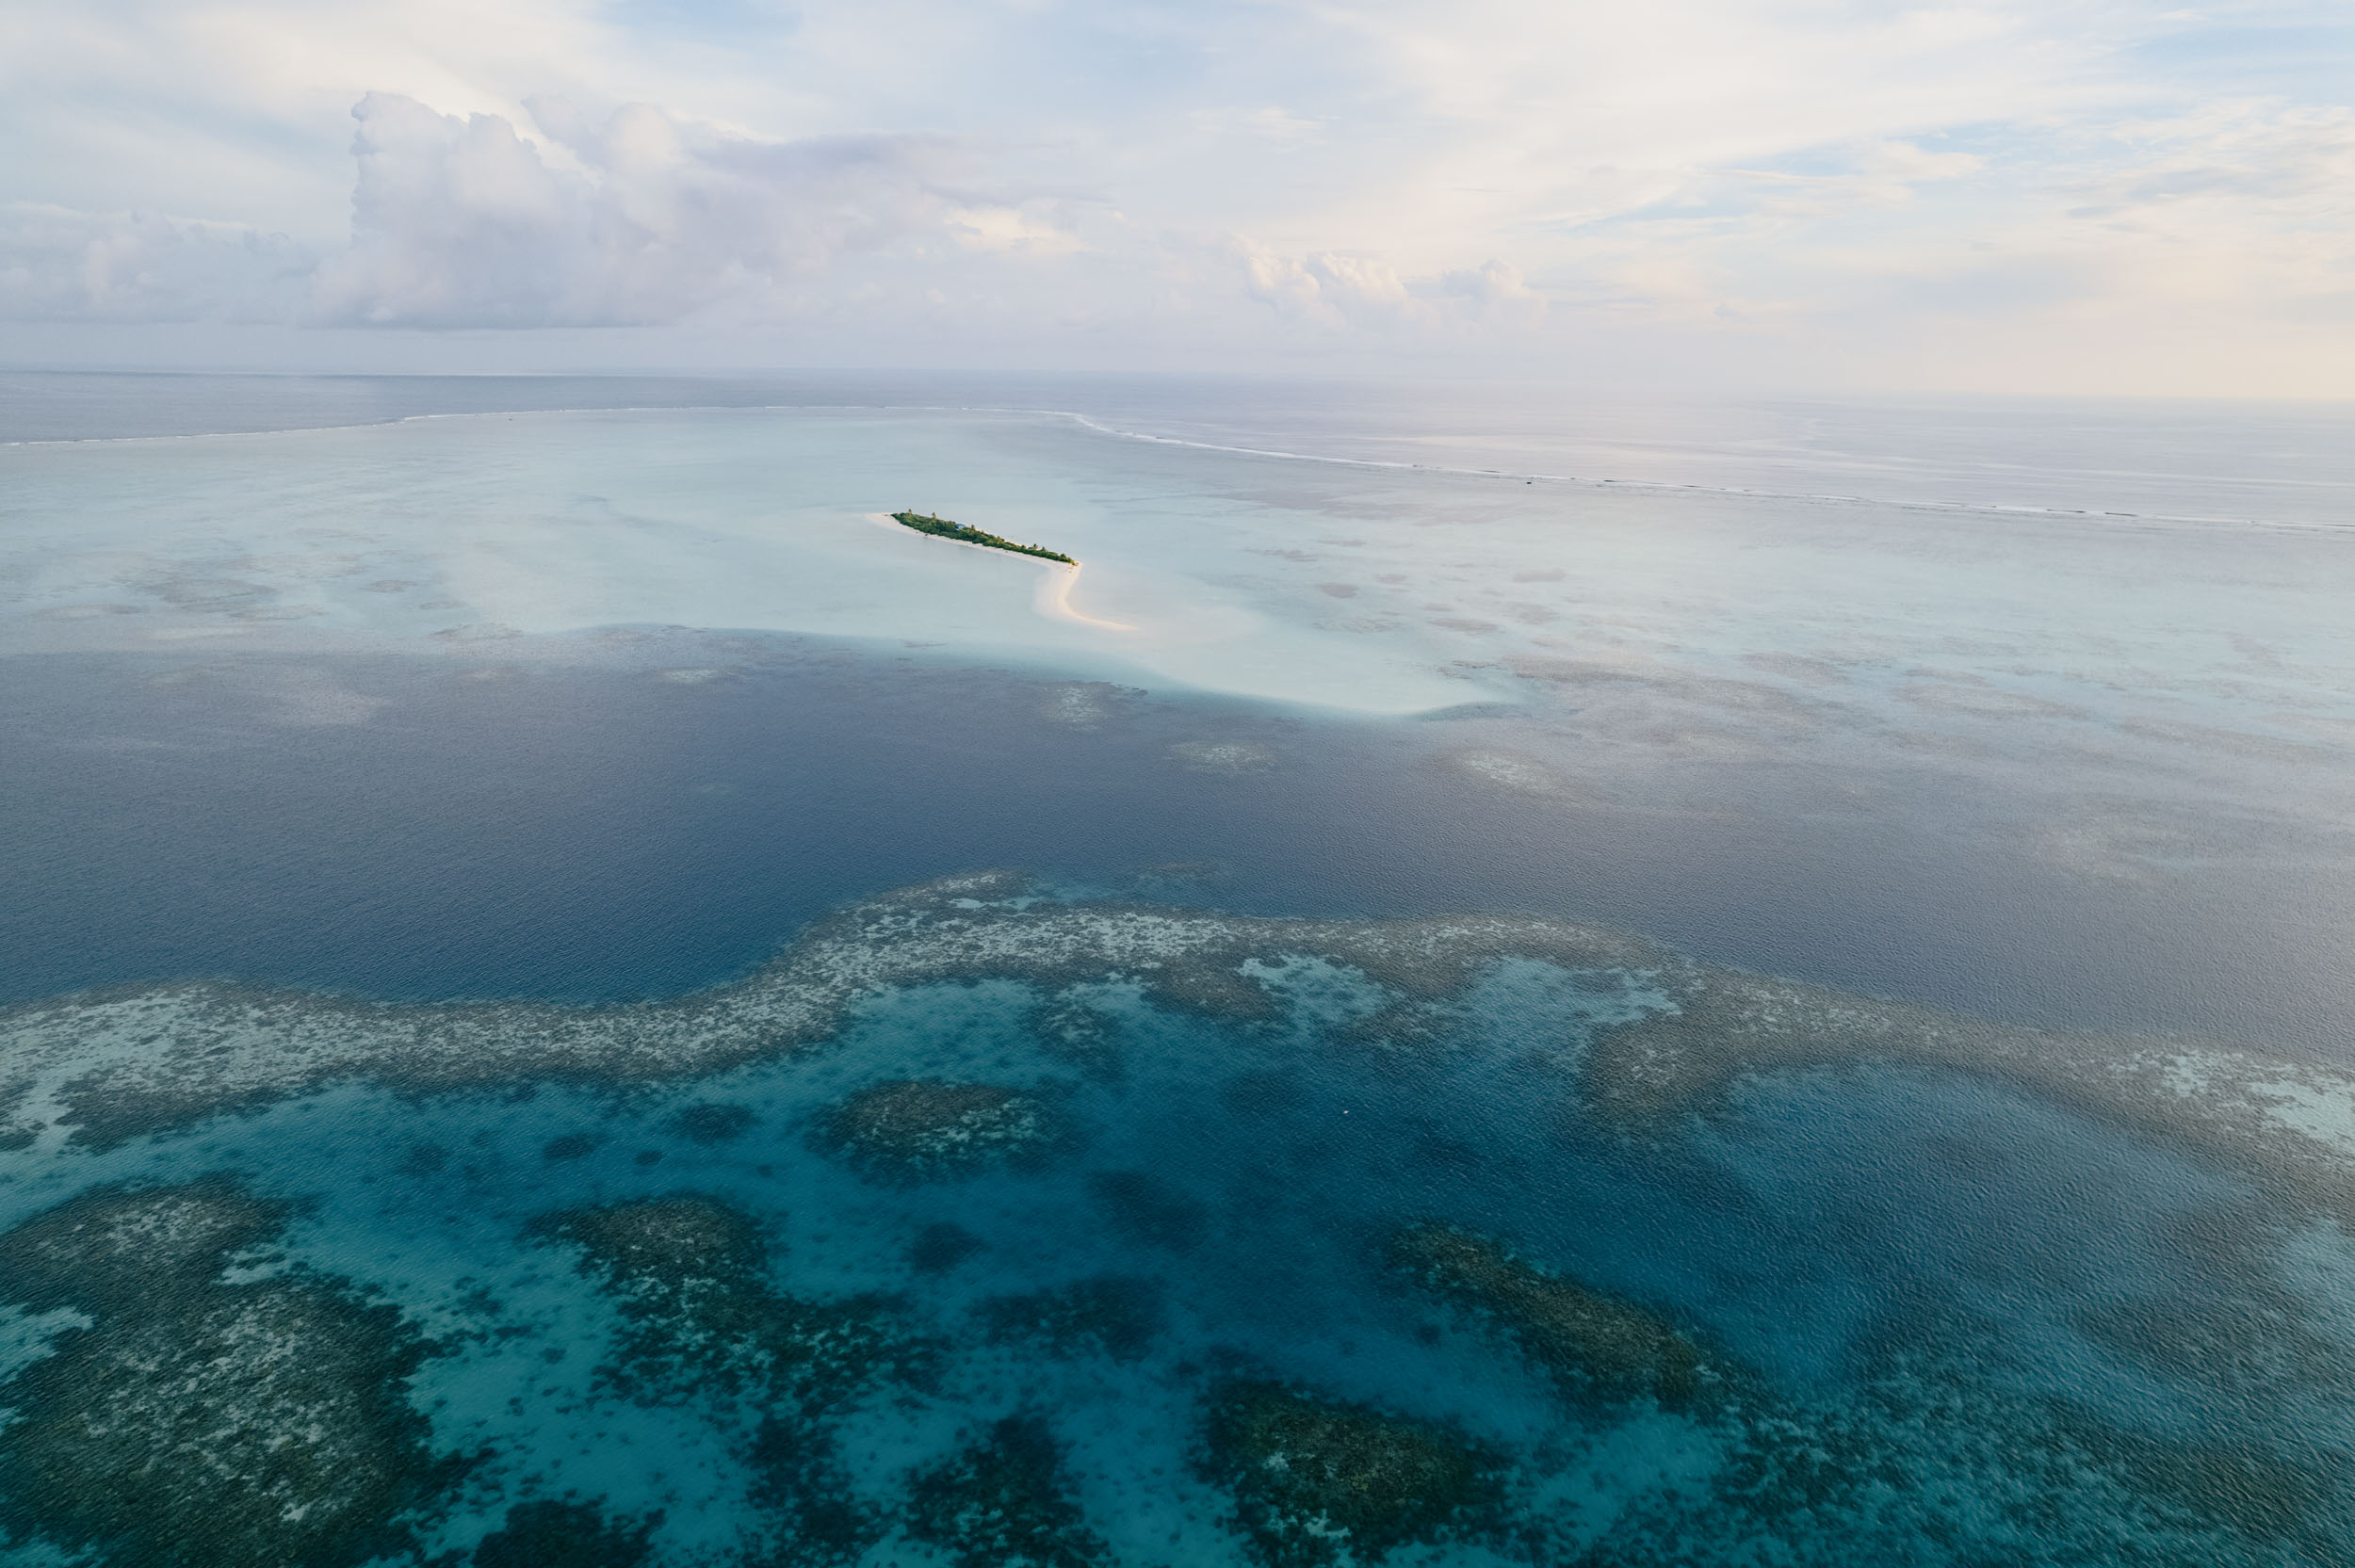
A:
[
  {"xmin": 0, "ymin": 0, "xmax": 2349, "ymax": 390},
  {"xmin": 313, "ymin": 94, "xmax": 963, "ymax": 327}
]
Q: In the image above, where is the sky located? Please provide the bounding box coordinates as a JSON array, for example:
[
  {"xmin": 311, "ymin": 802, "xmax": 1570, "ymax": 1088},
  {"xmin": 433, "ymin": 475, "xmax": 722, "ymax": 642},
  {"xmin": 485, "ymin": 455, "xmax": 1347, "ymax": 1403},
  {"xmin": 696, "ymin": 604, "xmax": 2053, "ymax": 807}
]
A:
[{"xmin": 2, "ymin": 0, "xmax": 2352, "ymax": 393}]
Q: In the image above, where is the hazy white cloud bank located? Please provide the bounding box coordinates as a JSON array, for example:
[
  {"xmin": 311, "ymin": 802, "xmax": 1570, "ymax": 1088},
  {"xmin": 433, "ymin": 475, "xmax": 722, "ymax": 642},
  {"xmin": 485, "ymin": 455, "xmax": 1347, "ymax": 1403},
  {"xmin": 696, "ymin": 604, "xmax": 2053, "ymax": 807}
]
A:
[
  {"xmin": 2, "ymin": 0, "xmax": 2352, "ymax": 391},
  {"xmin": 0, "ymin": 205, "xmax": 310, "ymax": 322},
  {"xmin": 313, "ymin": 93, "xmax": 964, "ymax": 327}
]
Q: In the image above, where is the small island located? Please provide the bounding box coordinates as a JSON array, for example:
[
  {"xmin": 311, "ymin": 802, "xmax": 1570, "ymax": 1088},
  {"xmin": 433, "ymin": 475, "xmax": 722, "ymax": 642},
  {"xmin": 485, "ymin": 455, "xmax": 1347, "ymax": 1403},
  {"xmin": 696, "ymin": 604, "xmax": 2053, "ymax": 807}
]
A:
[{"xmin": 892, "ymin": 510, "xmax": 1074, "ymax": 565}]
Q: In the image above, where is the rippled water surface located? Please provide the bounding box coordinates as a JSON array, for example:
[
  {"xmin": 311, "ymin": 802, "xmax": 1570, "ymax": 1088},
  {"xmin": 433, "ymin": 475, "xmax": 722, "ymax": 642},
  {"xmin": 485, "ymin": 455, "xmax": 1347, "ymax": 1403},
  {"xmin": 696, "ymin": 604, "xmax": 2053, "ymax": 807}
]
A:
[{"xmin": 1, "ymin": 374, "xmax": 2352, "ymax": 1567}]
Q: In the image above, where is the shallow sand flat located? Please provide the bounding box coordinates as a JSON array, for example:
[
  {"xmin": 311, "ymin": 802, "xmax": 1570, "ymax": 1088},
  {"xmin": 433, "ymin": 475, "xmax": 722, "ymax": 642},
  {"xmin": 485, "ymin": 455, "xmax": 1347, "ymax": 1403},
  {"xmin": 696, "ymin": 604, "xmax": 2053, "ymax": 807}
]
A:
[
  {"xmin": 14, "ymin": 400, "xmax": 2350, "ymax": 751},
  {"xmin": 0, "ymin": 409, "xmax": 1473, "ymax": 714}
]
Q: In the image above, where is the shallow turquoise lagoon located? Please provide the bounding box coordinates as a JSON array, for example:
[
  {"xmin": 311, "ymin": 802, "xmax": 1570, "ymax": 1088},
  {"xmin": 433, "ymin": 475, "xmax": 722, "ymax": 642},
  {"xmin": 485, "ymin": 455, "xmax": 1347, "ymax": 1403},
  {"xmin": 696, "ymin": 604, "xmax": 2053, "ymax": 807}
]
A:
[{"xmin": 5, "ymin": 872, "xmax": 2351, "ymax": 1566}]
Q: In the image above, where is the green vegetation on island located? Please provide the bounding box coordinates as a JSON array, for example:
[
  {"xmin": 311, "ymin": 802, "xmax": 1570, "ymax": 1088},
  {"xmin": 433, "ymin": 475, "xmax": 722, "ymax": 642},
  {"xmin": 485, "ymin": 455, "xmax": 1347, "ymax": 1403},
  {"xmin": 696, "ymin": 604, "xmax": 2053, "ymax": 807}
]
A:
[{"xmin": 891, "ymin": 510, "xmax": 1075, "ymax": 565}]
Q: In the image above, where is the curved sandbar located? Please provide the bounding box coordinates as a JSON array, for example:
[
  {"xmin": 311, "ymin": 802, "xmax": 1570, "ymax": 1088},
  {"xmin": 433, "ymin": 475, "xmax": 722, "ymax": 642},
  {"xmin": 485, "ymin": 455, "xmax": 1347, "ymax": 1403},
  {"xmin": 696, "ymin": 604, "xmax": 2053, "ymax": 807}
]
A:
[
  {"xmin": 7, "ymin": 874, "xmax": 2355, "ymax": 1245},
  {"xmin": 862, "ymin": 512, "xmax": 1133, "ymax": 631}
]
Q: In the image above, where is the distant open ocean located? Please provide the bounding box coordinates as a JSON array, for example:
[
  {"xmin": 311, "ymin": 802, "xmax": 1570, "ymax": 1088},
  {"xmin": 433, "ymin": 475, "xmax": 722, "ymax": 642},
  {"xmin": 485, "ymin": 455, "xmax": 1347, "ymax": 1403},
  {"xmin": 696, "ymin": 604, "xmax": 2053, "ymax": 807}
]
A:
[{"xmin": 1, "ymin": 372, "xmax": 2351, "ymax": 1567}]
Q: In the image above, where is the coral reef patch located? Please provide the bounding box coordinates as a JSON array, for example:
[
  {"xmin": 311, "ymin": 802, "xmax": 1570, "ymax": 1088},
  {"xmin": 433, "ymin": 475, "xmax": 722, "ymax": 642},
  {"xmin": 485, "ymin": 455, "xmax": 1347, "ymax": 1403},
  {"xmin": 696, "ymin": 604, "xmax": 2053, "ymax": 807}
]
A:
[
  {"xmin": 1089, "ymin": 1168, "xmax": 1211, "ymax": 1252},
  {"xmin": 747, "ymin": 1414, "xmax": 885, "ymax": 1567},
  {"xmin": 12, "ymin": 871, "xmax": 2354, "ymax": 1255},
  {"xmin": 0, "ymin": 872, "xmax": 1664, "ymax": 1150},
  {"xmin": 470, "ymin": 1499, "xmax": 659, "ymax": 1568},
  {"xmin": 669, "ymin": 1102, "xmax": 759, "ymax": 1144},
  {"xmin": 1388, "ymin": 1222, "xmax": 1718, "ymax": 1411},
  {"xmin": 905, "ymin": 1414, "xmax": 1111, "ymax": 1568},
  {"xmin": 978, "ymin": 1273, "xmax": 1164, "ymax": 1362},
  {"xmin": 909, "ymin": 1220, "xmax": 987, "ymax": 1274},
  {"xmin": 10, "ymin": 869, "xmax": 2353, "ymax": 1256},
  {"xmin": 1203, "ymin": 1381, "xmax": 1503, "ymax": 1567},
  {"xmin": 4, "ymin": 875, "xmax": 2355, "ymax": 1566},
  {"xmin": 1029, "ymin": 995, "xmax": 1124, "ymax": 1079},
  {"xmin": 532, "ymin": 1195, "xmax": 933, "ymax": 1411},
  {"xmin": 0, "ymin": 1180, "xmax": 458, "ymax": 1568},
  {"xmin": 816, "ymin": 1079, "xmax": 1058, "ymax": 1183}
]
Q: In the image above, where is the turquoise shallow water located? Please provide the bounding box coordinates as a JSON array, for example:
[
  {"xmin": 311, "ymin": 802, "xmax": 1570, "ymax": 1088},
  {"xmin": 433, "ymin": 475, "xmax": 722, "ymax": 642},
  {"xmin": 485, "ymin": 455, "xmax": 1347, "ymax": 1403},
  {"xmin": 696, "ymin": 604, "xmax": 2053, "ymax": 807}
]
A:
[
  {"xmin": 2, "ymin": 376, "xmax": 2353, "ymax": 1566},
  {"xmin": 3, "ymin": 927, "xmax": 2334, "ymax": 1566}
]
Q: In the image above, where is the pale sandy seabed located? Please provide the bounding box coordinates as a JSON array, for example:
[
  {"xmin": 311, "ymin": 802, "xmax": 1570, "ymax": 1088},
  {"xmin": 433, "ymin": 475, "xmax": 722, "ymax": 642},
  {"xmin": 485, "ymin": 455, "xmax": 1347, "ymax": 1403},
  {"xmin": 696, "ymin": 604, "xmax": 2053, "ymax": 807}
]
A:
[
  {"xmin": 6, "ymin": 403, "xmax": 2351, "ymax": 730},
  {"xmin": 8, "ymin": 405, "xmax": 2353, "ymax": 912}
]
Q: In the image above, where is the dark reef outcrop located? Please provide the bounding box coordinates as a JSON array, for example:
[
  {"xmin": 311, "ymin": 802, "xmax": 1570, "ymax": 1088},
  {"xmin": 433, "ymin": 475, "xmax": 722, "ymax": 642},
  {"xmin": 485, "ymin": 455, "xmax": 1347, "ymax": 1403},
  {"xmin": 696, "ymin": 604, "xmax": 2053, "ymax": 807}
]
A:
[
  {"xmin": 748, "ymin": 1413, "xmax": 886, "ymax": 1567},
  {"xmin": 815, "ymin": 1079, "xmax": 1059, "ymax": 1183},
  {"xmin": 669, "ymin": 1101, "xmax": 759, "ymax": 1144},
  {"xmin": 1029, "ymin": 995, "xmax": 1125, "ymax": 1079},
  {"xmin": 978, "ymin": 1273, "xmax": 1165, "ymax": 1362},
  {"xmin": 906, "ymin": 1414, "xmax": 1109, "ymax": 1568},
  {"xmin": 1089, "ymin": 1168, "xmax": 1211, "ymax": 1252},
  {"xmin": 470, "ymin": 1499, "xmax": 659, "ymax": 1568},
  {"xmin": 0, "ymin": 1179, "xmax": 460, "ymax": 1568},
  {"xmin": 1388, "ymin": 1222, "xmax": 1718, "ymax": 1411},
  {"xmin": 532, "ymin": 1195, "xmax": 933, "ymax": 1412},
  {"xmin": 1204, "ymin": 1381, "xmax": 1502, "ymax": 1567}
]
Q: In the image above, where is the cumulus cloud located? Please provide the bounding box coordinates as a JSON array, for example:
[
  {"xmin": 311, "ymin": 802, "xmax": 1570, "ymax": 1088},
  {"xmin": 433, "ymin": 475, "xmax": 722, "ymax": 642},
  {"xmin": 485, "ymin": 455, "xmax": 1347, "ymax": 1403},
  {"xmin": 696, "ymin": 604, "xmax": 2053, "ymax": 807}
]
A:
[
  {"xmin": 1439, "ymin": 259, "xmax": 1543, "ymax": 316},
  {"xmin": 0, "ymin": 203, "xmax": 310, "ymax": 322},
  {"xmin": 310, "ymin": 93, "xmax": 967, "ymax": 327},
  {"xmin": 1241, "ymin": 245, "xmax": 1542, "ymax": 331},
  {"xmin": 1242, "ymin": 249, "xmax": 1405, "ymax": 325},
  {"xmin": 947, "ymin": 202, "xmax": 1089, "ymax": 257}
]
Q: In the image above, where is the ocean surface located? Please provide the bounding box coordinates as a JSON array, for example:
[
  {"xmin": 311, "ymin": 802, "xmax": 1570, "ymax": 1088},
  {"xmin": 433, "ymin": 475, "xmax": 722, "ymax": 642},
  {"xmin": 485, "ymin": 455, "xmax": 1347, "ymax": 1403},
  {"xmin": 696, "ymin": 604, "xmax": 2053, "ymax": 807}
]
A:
[{"xmin": 0, "ymin": 372, "xmax": 2352, "ymax": 1567}]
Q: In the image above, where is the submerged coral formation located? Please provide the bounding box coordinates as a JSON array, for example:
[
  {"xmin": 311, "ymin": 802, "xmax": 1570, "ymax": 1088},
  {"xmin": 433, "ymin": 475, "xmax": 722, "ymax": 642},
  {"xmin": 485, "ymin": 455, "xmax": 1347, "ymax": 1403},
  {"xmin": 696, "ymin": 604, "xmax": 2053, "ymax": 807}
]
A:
[
  {"xmin": 11, "ymin": 869, "xmax": 2354, "ymax": 1255},
  {"xmin": 977, "ymin": 1273, "xmax": 1164, "ymax": 1362},
  {"xmin": 1089, "ymin": 1168, "xmax": 1210, "ymax": 1252},
  {"xmin": 908, "ymin": 1220, "xmax": 987, "ymax": 1274},
  {"xmin": 534, "ymin": 1195, "xmax": 932, "ymax": 1411},
  {"xmin": 1028, "ymin": 995, "xmax": 1125, "ymax": 1079},
  {"xmin": 5, "ymin": 877, "xmax": 2355, "ymax": 1566},
  {"xmin": 669, "ymin": 1101, "xmax": 759, "ymax": 1144},
  {"xmin": 470, "ymin": 1500, "xmax": 658, "ymax": 1568},
  {"xmin": 0, "ymin": 872, "xmax": 1662, "ymax": 1150},
  {"xmin": 816, "ymin": 1079, "xmax": 1057, "ymax": 1182},
  {"xmin": 0, "ymin": 1172, "xmax": 284, "ymax": 1313},
  {"xmin": 1389, "ymin": 1222, "xmax": 1718, "ymax": 1411},
  {"xmin": 7, "ymin": 869, "xmax": 2352, "ymax": 1256},
  {"xmin": 747, "ymin": 1413, "xmax": 886, "ymax": 1567},
  {"xmin": 1204, "ymin": 1381, "xmax": 1502, "ymax": 1567},
  {"xmin": 0, "ymin": 1180, "xmax": 457, "ymax": 1568},
  {"xmin": 905, "ymin": 1414, "xmax": 1110, "ymax": 1568},
  {"xmin": 1663, "ymin": 1335, "xmax": 2353, "ymax": 1568}
]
